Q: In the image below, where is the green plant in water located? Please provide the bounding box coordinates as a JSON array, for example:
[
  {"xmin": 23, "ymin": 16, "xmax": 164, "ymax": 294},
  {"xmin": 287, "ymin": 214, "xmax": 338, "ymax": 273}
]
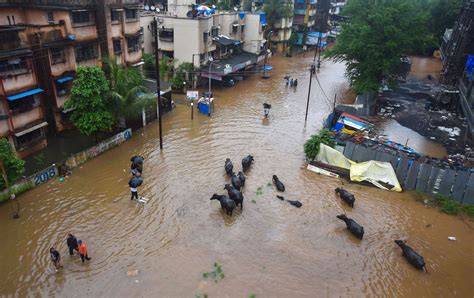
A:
[
  {"xmin": 33, "ymin": 153, "xmax": 45, "ymax": 165},
  {"xmin": 249, "ymin": 294, "xmax": 256, "ymax": 298},
  {"xmin": 195, "ymin": 294, "xmax": 208, "ymax": 298},
  {"xmin": 304, "ymin": 129, "xmax": 335, "ymax": 161},
  {"xmin": 256, "ymin": 186, "xmax": 263, "ymax": 196},
  {"xmin": 252, "ymin": 199, "xmax": 257, "ymax": 204},
  {"xmin": 202, "ymin": 262, "xmax": 224, "ymax": 283},
  {"xmin": 434, "ymin": 194, "xmax": 460, "ymax": 215}
]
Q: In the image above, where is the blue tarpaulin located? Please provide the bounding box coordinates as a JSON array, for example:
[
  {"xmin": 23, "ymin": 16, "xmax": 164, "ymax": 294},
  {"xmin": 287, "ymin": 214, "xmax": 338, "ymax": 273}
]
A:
[
  {"xmin": 239, "ymin": 12, "xmax": 246, "ymax": 19},
  {"xmin": 256, "ymin": 12, "xmax": 267, "ymax": 25},
  {"xmin": 466, "ymin": 55, "xmax": 474, "ymax": 81},
  {"xmin": 7, "ymin": 88, "xmax": 44, "ymax": 101},
  {"xmin": 56, "ymin": 76, "xmax": 73, "ymax": 84},
  {"xmin": 260, "ymin": 65, "xmax": 273, "ymax": 70}
]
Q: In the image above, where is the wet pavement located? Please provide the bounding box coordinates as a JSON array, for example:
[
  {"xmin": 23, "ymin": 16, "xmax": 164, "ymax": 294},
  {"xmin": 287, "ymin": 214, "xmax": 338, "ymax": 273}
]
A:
[{"xmin": 0, "ymin": 54, "xmax": 473, "ymax": 297}]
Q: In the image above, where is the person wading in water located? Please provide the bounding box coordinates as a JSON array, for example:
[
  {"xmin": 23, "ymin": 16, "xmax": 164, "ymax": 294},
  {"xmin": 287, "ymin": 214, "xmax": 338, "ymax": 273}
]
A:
[
  {"xmin": 66, "ymin": 233, "xmax": 79, "ymax": 256},
  {"xmin": 49, "ymin": 247, "xmax": 62, "ymax": 271},
  {"xmin": 77, "ymin": 240, "xmax": 91, "ymax": 262}
]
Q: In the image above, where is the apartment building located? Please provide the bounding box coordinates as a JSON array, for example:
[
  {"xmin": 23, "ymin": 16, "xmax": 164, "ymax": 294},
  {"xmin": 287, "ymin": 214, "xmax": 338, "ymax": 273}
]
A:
[
  {"xmin": 292, "ymin": 0, "xmax": 316, "ymax": 46},
  {"xmin": 141, "ymin": 4, "xmax": 268, "ymax": 84},
  {"xmin": 0, "ymin": 0, "xmax": 143, "ymax": 157},
  {"xmin": 440, "ymin": 0, "xmax": 474, "ymax": 137}
]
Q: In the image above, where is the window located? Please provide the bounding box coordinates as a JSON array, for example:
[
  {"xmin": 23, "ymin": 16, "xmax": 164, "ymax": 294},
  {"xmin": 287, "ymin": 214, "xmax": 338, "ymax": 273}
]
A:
[
  {"xmin": 113, "ymin": 39, "xmax": 122, "ymax": 54},
  {"xmin": 125, "ymin": 9, "xmax": 138, "ymax": 20},
  {"xmin": 47, "ymin": 11, "xmax": 54, "ymax": 23},
  {"xmin": 50, "ymin": 48, "xmax": 65, "ymax": 64},
  {"xmin": 232, "ymin": 24, "xmax": 238, "ymax": 34},
  {"xmin": 8, "ymin": 94, "xmax": 41, "ymax": 115},
  {"xmin": 127, "ymin": 37, "xmax": 140, "ymax": 53},
  {"xmin": 72, "ymin": 11, "xmax": 92, "ymax": 25},
  {"xmin": 203, "ymin": 31, "xmax": 208, "ymax": 42},
  {"xmin": 55, "ymin": 80, "xmax": 71, "ymax": 97},
  {"xmin": 111, "ymin": 10, "xmax": 121, "ymax": 23},
  {"xmin": 15, "ymin": 128, "xmax": 44, "ymax": 150},
  {"xmin": 159, "ymin": 29, "xmax": 173, "ymax": 42},
  {"xmin": 0, "ymin": 57, "xmax": 30, "ymax": 75},
  {"xmin": 211, "ymin": 27, "xmax": 219, "ymax": 38},
  {"xmin": 75, "ymin": 44, "xmax": 97, "ymax": 62}
]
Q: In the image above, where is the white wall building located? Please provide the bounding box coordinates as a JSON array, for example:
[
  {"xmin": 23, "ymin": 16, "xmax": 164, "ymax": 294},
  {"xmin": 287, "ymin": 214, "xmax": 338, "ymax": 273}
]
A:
[{"xmin": 141, "ymin": 7, "xmax": 266, "ymax": 68}]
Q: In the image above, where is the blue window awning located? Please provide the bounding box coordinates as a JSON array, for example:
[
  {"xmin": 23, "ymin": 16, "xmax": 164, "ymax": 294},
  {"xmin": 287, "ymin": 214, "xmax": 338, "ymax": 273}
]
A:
[
  {"xmin": 56, "ymin": 76, "xmax": 73, "ymax": 84},
  {"xmin": 7, "ymin": 88, "xmax": 44, "ymax": 101}
]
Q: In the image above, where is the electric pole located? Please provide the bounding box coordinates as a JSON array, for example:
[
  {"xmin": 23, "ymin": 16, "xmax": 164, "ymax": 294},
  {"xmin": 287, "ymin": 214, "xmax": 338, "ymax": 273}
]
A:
[{"xmin": 153, "ymin": 17, "xmax": 163, "ymax": 150}]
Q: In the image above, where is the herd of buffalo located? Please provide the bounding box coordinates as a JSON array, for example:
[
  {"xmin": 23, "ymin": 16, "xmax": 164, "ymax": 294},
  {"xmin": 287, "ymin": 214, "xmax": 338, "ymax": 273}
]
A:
[{"xmin": 210, "ymin": 156, "xmax": 428, "ymax": 273}]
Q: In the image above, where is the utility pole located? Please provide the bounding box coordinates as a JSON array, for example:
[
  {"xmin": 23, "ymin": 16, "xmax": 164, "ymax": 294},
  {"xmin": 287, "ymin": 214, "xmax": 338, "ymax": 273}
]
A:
[
  {"xmin": 305, "ymin": 65, "xmax": 313, "ymax": 122},
  {"xmin": 153, "ymin": 17, "xmax": 163, "ymax": 150}
]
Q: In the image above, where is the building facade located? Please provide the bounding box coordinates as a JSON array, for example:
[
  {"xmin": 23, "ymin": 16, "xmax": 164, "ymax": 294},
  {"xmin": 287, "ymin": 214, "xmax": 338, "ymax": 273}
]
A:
[
  {"xmin": 0, "ymin": 0, "xmax": 143, "ymax": 157},
  {"xmin": 142, "ymin": 8, "xmax": 266, "ymax": 68},
  {"xmin": 440, "ymin": 0, "xmax": 474, "ymax": 137}
]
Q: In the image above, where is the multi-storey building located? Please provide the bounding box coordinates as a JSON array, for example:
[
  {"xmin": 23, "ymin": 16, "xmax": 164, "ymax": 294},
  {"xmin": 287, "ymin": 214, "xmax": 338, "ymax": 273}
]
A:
[
  {"xmin": 141, "ymin": 3, "xmax": 268, "ymax": 83},
  {"xmin": 0, "ymin": 0, "xmax": 143, "ymax": 157},
  {"xmin": 292, "ymin": 0, "xmax": 316, "ymax": 46},
  {"xmin": 440, "ymin": 0, "xmax": 474, "ymax": 137}
]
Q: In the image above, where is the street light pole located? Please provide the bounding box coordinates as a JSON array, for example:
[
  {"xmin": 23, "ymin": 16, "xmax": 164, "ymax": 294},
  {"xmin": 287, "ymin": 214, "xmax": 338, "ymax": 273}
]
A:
[
  {"xmin": 262, "ymin": 30, "xmax": 273, "ymax": 78},
  {"xmin": 153, "ymin": 17, "xmax": 163, "ymax": 150},
  {"xmin": 191, "ymin": 53, "xmax": 199, "ymax": 90},
  {"xmin": 208, "ymin": 58, "xmax": 217, "ymax": 94},
  {"xmin": 305, "ymin": 65, "xmax": 313, "ymax": 122}
]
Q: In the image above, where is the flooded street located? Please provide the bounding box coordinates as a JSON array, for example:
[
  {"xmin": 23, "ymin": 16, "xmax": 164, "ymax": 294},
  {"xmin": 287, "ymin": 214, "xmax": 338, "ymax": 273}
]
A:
[{"xmin": 0, "ymin": 54, "xmax": 473, "ymax": 297}]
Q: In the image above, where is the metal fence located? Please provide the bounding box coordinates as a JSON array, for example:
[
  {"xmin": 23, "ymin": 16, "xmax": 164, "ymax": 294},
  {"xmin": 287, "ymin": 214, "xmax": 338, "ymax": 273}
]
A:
[{"xmin": 343, "ymin": 142, "xmax": 474, "ymax": 205}]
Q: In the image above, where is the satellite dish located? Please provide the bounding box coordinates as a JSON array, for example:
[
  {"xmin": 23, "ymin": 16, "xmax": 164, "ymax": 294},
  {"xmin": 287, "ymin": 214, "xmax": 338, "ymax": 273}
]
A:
[
  {"xmin": 233, "ymin": 7, "xmax": 238, "ymax": 11},
  {"xmin": 212, "ymin": 5, "xmax": 216, "ymax": 9},
  {"xmin": 144, "ymin": 5, "xmax": 149, "ymax": 10},
  {"xmin": 225, "ymin": 64, "xmax": 230, "ymax": 68},
  {"xmin": 151, "ymin": 6, "xmax": 156, "ymax": 10}
]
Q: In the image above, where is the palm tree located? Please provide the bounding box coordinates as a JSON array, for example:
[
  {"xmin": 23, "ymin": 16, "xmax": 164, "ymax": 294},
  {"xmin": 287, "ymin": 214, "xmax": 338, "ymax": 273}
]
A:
[{"xmin": 103, "ymin": 57, "xmax": 156, "ymax": 127}]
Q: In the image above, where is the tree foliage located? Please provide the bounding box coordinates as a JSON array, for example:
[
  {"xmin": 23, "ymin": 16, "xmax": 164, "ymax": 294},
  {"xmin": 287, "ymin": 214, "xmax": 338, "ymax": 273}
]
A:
[
  {"xmin": 65, "ymin": 66, "xmax": 114, "ymax": 136},
  {"xmin": 304, "ymin": 129, "xmax": 335, "ymax": 161},
  {"xmin": 0, "ymin": 138, "xmax": 25, "ymax": 190},
  {"xmin": 170, "ymin": 62, "xmax": 193, "ymax": 90},
  {"xmin": 325, "ymin": 0, "xmax": 431, "ymax": 94},
  {"xmin": 103, "ymin": 57, "xmax": 156, "ymax": 121}
]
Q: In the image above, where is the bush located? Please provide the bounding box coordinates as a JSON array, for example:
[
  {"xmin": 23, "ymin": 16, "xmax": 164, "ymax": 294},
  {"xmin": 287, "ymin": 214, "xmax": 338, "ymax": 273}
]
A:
[
  {"xmin": 0, "ymin": 138, "xmax": 25, "ymax": 191},
  {"xmin": 434, "ymin": 194, "xmax": 474, "ymax": 217},
  {"xmin": 304, "ymin": 129, "xmax": 335, "ymax": 161}
]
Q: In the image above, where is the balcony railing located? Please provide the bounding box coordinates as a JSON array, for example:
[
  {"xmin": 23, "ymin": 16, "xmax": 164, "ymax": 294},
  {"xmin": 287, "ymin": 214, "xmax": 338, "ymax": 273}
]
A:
[{"xmin": 0, "ymin": 0, "xmax": 96, "ymax": 7}]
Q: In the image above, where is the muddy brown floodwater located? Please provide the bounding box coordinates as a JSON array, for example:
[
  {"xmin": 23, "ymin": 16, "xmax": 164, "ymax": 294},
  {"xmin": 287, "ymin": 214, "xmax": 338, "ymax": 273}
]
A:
[{"xmin": 0, "ymin": 55, "xmax": 473, "ymax": 297}]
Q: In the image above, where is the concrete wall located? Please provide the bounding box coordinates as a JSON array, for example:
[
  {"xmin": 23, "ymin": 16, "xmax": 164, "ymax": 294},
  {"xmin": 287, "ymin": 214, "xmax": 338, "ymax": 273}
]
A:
[{"xmin": 0, "ymin": 128, "xmax": 133, "ymax": 203}]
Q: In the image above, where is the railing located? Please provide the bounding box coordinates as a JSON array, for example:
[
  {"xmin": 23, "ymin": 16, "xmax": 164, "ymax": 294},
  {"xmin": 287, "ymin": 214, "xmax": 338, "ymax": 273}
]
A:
[{"xmin": 0, "ymin": 0, "xmax": 96, "ymax": 6}]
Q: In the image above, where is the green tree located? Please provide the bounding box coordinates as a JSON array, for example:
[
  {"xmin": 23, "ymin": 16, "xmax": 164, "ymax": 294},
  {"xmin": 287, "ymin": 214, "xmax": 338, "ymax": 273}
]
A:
[
  {"xmin": 0, "ymin": 138, "xmax": 25, "ymax": 190},
  {"xmin": 103, "ymin": 57, "xmax": 156, "ymax": 122},
  {"xmin": 427, "ymin": 0, "xmax": 463, "ymax": 45},
  {"xmin": 304, "ymin": 129, "xmax": 335, "ymax": 161},
  {"xmin": 325, "ymin": 0, "xmax": 431, "ymax": 94},
  {"xmin": 142, "ymin": 53, "xmax": 156, "ymax": 79},
  {"xmin": 64, "ymin": 66, "xmax": 114, "ymax": 136},
  {"xmin": 264, "ymin": 0, "xmax": 293, "ymax": 32},
  {"xmin": 170, "ymin": 62, "xmax": 193, "ymax": 91}
]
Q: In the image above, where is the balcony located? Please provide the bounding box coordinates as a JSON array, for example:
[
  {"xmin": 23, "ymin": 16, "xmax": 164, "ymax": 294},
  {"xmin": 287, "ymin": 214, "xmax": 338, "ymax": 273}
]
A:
[
  {"xmin": 0, "ymin": 26, "xmax": 28, "ymax": 52},
  {"xmin": 1, "ymin": 64, "xmax": 36, "ymax": 94},
  {"xmin": 11, "ymin": 106, "xmax": 43, "ymax": 130},
  {"xmin": 0, "ymin": 0, "xmax": 96, "ymax": 8}
]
